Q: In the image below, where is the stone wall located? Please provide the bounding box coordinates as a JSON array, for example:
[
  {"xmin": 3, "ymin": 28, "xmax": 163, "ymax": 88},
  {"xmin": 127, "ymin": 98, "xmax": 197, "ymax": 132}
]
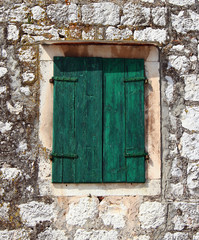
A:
[{"xmin": 0, "ymin": 0, "xmax": 198, "ymax": 239}]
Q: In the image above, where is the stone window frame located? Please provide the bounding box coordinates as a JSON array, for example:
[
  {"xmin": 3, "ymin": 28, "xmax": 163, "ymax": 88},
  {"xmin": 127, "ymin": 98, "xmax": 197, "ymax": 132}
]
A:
[{"xmin": 39, "ymin": 41, "xmax": 161, "ymax": 196}]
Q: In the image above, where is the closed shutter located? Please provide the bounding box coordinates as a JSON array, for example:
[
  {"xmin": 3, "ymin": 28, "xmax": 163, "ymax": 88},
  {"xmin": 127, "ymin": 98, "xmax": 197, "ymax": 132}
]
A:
[
  {"xmin": 124, "ymin": 59, "xmax": 145, "ymax": 183},
  {"xmin": 103, "ymin": 58, "xmax": 145, "ymax": 182},
  {"xmin": 52, "ymin": 57, "xmax": 103, "ymax": 183},
  {"xmin": 52, "ymin": 57, "xmax": 145, "ymax": 183}
]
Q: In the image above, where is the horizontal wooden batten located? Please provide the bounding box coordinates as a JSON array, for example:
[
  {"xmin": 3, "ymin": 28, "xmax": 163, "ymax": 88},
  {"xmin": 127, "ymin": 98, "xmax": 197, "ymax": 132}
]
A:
[
  {"xmin": 52, "ymin": 76, "xmax": 78, "ymax": 82},
  {"xmin": 124, "ymin": 77, "xmax": 147, "ymax": 82}
]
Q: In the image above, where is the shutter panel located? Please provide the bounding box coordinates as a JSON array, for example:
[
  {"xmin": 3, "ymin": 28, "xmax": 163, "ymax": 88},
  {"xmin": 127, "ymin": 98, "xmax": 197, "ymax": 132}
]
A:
[
  {"xmin": 124, "ymin": 59, "xmax": 145, "ymax": 183},
  {"xmin": 103, "ymin": 58, "xmax": 126, "ymax": 182},
  {"xmin": 52, "ymin": 57, "xmax": 102, "ymax": 183}
]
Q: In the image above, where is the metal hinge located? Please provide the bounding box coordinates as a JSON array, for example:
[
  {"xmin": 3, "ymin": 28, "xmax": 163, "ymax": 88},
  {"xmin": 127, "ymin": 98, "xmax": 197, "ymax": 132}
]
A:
[
  {"xmin": 49, "ymin": 77, "xmax": 78, "ymax": 83},
  {"xmin": 49, "ymin": 153, "xmax": 78, "ymax": 161}
]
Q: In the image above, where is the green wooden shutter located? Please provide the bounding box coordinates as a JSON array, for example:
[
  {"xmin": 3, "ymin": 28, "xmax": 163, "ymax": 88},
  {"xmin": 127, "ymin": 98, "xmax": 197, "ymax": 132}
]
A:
[
  {"xmin": 103, "ymin": 58, "xmax": 145, "ymax": 183},
  {"xmin": 52, "ymin": 57, "xmax": 145, "ymax": 183},
  {"xmin": 103, "ymin": 58, "xmax": 126, "ymax": 182},
  {"xmin": 124, "ymin": 59, "xmax": 145, "ymax": 182},
  {"xmin": 52, "ymin": 57, "xmax": 103, "ymax": 183}
]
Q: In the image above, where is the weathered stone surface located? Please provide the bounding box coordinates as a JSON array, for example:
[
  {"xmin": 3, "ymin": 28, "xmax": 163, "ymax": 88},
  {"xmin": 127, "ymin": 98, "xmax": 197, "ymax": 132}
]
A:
[
  {"xmin": 165, "ymin": 76, "xmax": 173, "ymax": 103},
  {"xmin": 0, "ymin": 229, "xmax": 31, "ymax": 240},
  {"xmin": 171, "ymin": 45, "xmax": 184, "ymax": 52},
  {"xmin": 17, "ymin": 140, "xmax": 28, "ymax": 152},
  {"xmin": 172, "ymin": 10, "xmax": 199, "ymax": 34},
  {"xmin": 74, "ymin": 229, "xmax": 118, "ymax": 240},
  {"xmin": 1, "ymin": 167, "xmax": 22, "ymax": 180},
  {"xmin": 168, "ymin": 55, "xmax": 189, "ymax": 74},
  {"xmin": 20, "ymin": 86, "xmax": 31, "ymax": 96},
  {"xmin": 0, "ymin": 67, "xmax": 7, "ymax": 78},
  {"xmin": 82, "ymin": 28, "xmax": 95, "ymax": 40},
  {"xmin": 18, "ymin": 47, "xmax": 36, "ymax": 62},
  {"xmin": 134, "ymin": 27, "xmax": 167, "ymax": 43},
  {"xmin": 141, "ymin": 0, "xmax": 154, "ymax": 2},
  {"xmin": 170, "ymin": 158, "xmax": 183, "ymax": 178},
  {"xmin": 163, "ymin": 232, "xmax": 189, "ymax": 240},
  {"xmin": 121, "ymin": 3, "xmax": 150, "ymax": 26},
  {"xmin": 31, "ymin": 6, "xmax": 45, "ymax": 20},
  {"xmin": 181, "ymin": 106, "xmax": 199, "ymax": 131},
  {"xmin": 7, "ymin": 25, "xmax": 19, "ymax": 41},
  {"xmin": 133, "ymin": 236, "xmax": 150, "ymax": 240},
  {"xmin": 184, "ymin": 75, "xmax": 199, "ymax": 101},
  {"xmin": 193, "ymin": 232, "xmax": 199, "ymax": 240},
  {"xmin": 106, "ymin": 27, "xmax": 132, "ymax": 40},
  {"xmin": 169, "ymin": 183, "xmax": 184, "ymax": 198},
  {"xmin": 38, "ymin": 227, "xmax": 68, "ymax": 240},
  {"xmin": 152, "ymin": 7, "xmax": 166, "ymax": 26},
  {"xmin": 22, "ymin": 72, "xmax": 35, "ymax": 83},
  {"xmin": 66, "ymin": 197, "xmax": 98, "ymax": 226},
  {"xmin": 168, "ymin": 0, "xmax": 195, "ymax": 6},
  {"xmin": 187, "ymin": 161, "xmax": 199, "ymax": 197},
  {"xmin": 47, "ymin": 4, "xmax": 78, "ymax": 24},
  {"xmin": 7, "ymin": 102, "xmax": 23, "ymax": 115},
  {"xmin": 82, "ymin": 3, "xmax": 120, "ymax": 26},
  {"xmin": 8, "ymin": 3, "xmax": 29, "ymax": 22},
  {"xmin": 0, "ymin": 202, "xmax": 9, "ymax": 221},
  {"xmin": 169, "ymin": 202, "xmax": 199, "ymax": 230},
  {"xmin": 19, "ymin": 201, "xmax": 55, "ymax": 227},
  {"xmin": 138, "ymin": 202, "xmax": 166, "ymax": 229},
  {"xmin": 0, "ymin": 86, "xmax": 6, "ymax": 95},
  {"xmin": 0, "ymin": 121, "xmax": 12, "ymax": 134},
  {"xmin": 181, "ymin": 132, "xmax": 199, "ymax": 160},
  {"xmin": 99, "ymin": 202, "xmax": 127, "ymax": 229}
]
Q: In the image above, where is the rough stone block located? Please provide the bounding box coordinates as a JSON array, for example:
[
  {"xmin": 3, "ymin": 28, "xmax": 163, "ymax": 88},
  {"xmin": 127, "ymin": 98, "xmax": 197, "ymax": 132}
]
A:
[
  {"xmin": 0, "ymin": 230, "xmax": 31, "ymax": 240},
  {"xmin": 165, "ymin": 76, "xmax": 173, "ymax": 103},
  {"xmin": 152, "ymin": 7, "xmax": 166, "ymax": 26},
  {"xmin": 184, "ymin": 75, "xmax": 199, "ymax": 101},
  {"xmin": 19, "ymin": 201, "xmax": 55, "ymax": 227},
  {"xmin": 168, "ymin": 55, "xmax": 189, "ymax": 74},
  {"xmin": 0, "ymin": 67, "xmax": 7, "ymax": 78},
  {"xmin": 99, "ymin": 202, "xmax": 127, "ymax": 229},
  {"xmin": 1, "ymin": 167, "xmax": 21, "ymax": 180},
  {"xmin": 138, "ymin": 202, "xmax": 166, "ymax": 229},
  {"xmin": 47, "ymin": 4, "xmax": 78, "ymax": 24},
  {"xmin": 170, "ymin": 158, "xmax": 183, "ymax": 178},
  {"xmin": 38, "ymin": 227, "xmax": 68, "ymax": 240},
  {"xmin": 163, "ymin": 232, "xmax": 189, "ymax": 240},
  {"xmin": 8, "ymin": 3, "xmax": 29, "ymax": 22},
  {"xmin": 0, "ymin": 202, "xmax": 9, "ymax": 221},
  {"xmin": 74, "ymin": 229, "xmax": 118, "ymax": 240},
  {"xmin": 121, "ymin": 3, "xmax": 150, "ymax": 26},
  {"xmin": 169, "ymin": 202, "xmax": 199, "ymax": 230},
  {"xmin": 181, "ymin": 106, "xmax": 199, "ymax": 131},
  {"xmin": 181, "ymin": 132, "xmax": 199, "ymax": 160},
  {"xmin": 187, "ymin": 161, "xmax": 199, "ymax": 197},
  {"xmin": 106, "ymin": 27, "xmax": 132, "ymax": 40},
  {"xmin": 66, "ymin": 197, "xmax": 98, "ymax": 226},
  {"xmin": 82, "ymin": 3, "xmax": 120, "ymax": 26},
  {"xmin": 172, "ymin": 10, "xmax": 199, "ymax": 34},
  {"xmin": 7, "ymin": 25, "xmax": 19, "ymax": 41},
  {"xmin": 134, "ymin": 27, "xmax": 167, "ymax": 43},
  {"xmin": 168, "ymin": 0, "xmax": 195, "ymax": 6},
  {"xmin": 31, "ymin": 6, "xmax": 45, "ymax": 20},
  {"xmin": 193, "ymin": 232, "xmax": 199, "ymax": 240}
]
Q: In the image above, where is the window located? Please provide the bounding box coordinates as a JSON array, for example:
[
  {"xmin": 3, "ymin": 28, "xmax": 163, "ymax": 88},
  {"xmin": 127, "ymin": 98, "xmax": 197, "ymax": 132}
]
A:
[{"xmin": 51, "ymin": 57, "xmax": 146, "ymax": 183}]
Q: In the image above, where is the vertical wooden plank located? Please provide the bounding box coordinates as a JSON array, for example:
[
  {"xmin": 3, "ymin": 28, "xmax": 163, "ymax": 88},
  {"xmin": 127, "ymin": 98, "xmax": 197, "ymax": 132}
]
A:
[
  {"xmin": 53, "ymin": 57, "xmax": 103, "ymax": 183},
  {"xmin": 52, "ymin": 57, "xmax": 76, "ymax": 182},
  {"xmin": 125, "ymin": 59, "xmax": 145, "ymax": 183},
  {"xmin": 75, "ymin": 57, "xmax": 102, "ymax": 183},
  {"xmin": 103, "ymin": 58, "xmax": 126, "ymax": 182}
]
